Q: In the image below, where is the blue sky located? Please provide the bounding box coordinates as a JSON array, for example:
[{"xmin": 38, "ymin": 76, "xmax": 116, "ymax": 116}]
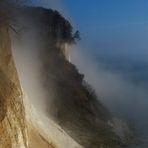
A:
[
  {"xmin": 31, "ymin": 0, "xmax": 148, "ymax": 57},
  {"xmin": 63, "ymin": 0, "xmax": 148, "ymax": 26}
]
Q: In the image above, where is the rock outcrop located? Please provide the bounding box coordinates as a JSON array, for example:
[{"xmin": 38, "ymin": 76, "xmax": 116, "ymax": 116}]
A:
[
  {"xmin": 0, "ymin": 19, "xmax": 82, "ymax": 148},
  {"xmin": 0, "ymin": 6, "xmax": 130, "ymax": 148},
  {"xmin": 0, "ymin": 21, "xmax": 28, "ymax": 148}
]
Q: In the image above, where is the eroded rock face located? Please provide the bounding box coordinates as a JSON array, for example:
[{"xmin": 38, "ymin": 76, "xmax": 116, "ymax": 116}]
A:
[
  {"xmin": 0, "ymin": 22, "xmax": 54, "ymax": 148},
  {"xmin": 0, "ymin": 21, "xmax": 83, "ymax": 148},
  {"xmin": 0, "ymin": 23, "xmax": 28, "ymax": 148},
  {"xmin": 0, "ymin": 7, "xmax": 130, "ymax": 148}
]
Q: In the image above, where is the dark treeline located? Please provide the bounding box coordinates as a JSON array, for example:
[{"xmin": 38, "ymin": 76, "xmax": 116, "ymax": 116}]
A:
[
  {"xmin": 25, "ymin": 7, "xmax": 80, "ymax": 44},
  {"xmin": 0, "ymin": 0, "xmax": 80, "ymax": 43}
]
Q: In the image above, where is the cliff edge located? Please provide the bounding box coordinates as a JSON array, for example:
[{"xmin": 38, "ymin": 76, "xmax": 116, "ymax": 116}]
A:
[{"xmin": 0, "ymin": 6, "xmax": 130, "ymax": 148}]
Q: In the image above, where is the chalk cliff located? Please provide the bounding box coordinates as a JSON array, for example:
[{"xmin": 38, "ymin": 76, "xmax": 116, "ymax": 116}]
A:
[{"xmin": 0, "ymin": 6, "xmax": 130, "ymax": 148}]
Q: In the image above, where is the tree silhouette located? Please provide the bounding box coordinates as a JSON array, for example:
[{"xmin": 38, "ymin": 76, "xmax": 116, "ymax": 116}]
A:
[
  {"xmin": 73, "ymin": 30, "xmax": 81, "ymax": 42},
  {"xmin": 42, "ymin": 9, "xmax": 80, "ymax": 44}
]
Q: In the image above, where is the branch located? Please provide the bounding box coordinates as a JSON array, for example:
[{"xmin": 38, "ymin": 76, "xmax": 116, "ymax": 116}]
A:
[{"xmin": 8, "ymin": 24, "xmax": 19, "ymax": 34}]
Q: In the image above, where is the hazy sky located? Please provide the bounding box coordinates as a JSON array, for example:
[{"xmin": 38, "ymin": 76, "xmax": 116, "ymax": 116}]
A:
[{"xmin": 31, "ymin": 0, "xmax": 148, "ymax": 57}]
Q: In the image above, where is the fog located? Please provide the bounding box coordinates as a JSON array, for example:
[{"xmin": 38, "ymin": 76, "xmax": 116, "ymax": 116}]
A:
[
  {"xmin": 71, "ymin": 46, "xmax": 147, "ymax": 116},
  {"xmin": 8, "ymin": 0, "xmax": 148, "ymax": 146},
  {"xmin": 70, "ymin": 46, "xmax": 148, "ymax": 145},
  {"xmin": 11, "ymin": 17, "xmax": 55, "ymax": 116}
]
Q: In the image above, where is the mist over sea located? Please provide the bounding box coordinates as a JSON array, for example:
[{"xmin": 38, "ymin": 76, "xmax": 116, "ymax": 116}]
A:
[
  {"xmin": 71, "ymin": 46, "xmax": 148, "ymax": 147},
  {"xmin": 96, "ymin": 54, "xmax": 148, "ymax": 148}
]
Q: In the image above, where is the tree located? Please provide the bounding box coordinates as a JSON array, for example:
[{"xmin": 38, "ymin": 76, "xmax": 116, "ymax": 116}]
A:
[{"xmin": 73, "ymin": 30, "xmax": 81, "ymax": 42}]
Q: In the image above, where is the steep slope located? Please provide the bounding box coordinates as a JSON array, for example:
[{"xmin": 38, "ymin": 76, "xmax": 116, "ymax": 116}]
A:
[
  {"xmin": 40, "ymin": 33, "xmax": 123, "ymax": 148},
  {"xmin": 11, "ymin": 7, "xmax": 128, "ymax": 148},
  {"xmin": 0, "ymin": 11, "xmax": 82, "ymax": 148},
  {"xmin": 0, "ymin": 21, "xmax": 28, "ymax": 148},
  {"xmin": 0, "ymin": 5, "xmax": 130, "ymax": 148}
]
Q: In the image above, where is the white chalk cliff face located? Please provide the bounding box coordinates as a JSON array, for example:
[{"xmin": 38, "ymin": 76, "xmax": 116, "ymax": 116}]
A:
[
  {"xmin": 0, "ymin": 21, "xmax": 82, "ymax": 147},
  {"xmin": 0, "ymin": 6, "xmax": 131, "ymax": 148},
  {"xmin": 56, "ymin": 42, "xmax": 71, "ymax": 62},
  {"xmin": 0, "ymin": 22, "xmax": 30, "ymax": 148}
]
